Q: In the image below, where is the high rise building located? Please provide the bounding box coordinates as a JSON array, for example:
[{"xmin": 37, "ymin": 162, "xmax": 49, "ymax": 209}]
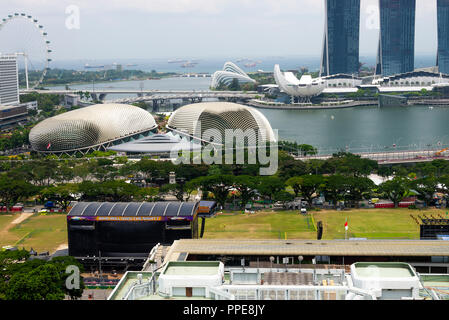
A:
[
  {"xmin": 320, "ymin": 0, "xmax": 360, "ymax": 77},
  {"xmin": 437, "ymin": 0, "xmax": 449, "ymax": 74},
  {"xmin": 0, "ymin": 55, "xmax": 19, "ymax": 106},
  {"xmin": 376, "ymin": 0, "xmax": 416, "ymax": 76}
]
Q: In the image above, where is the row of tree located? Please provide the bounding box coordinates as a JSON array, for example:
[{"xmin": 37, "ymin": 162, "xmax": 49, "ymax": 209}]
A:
[
  {"xmin": 1, "ymin": 152, "xmax": 449, "ymax": 210},
  {"xmin": 0, "ymin": 249, "xmax": 84, "ymax": 300}
]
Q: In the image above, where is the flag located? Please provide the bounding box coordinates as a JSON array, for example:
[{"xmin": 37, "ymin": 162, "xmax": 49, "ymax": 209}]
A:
[
  {"xmin": 344, "ymin": 220, "xmax": 348, "ymax": 231},
  {"xmin": 46, "ymin": 142, "xmax": 51, "ymax": 150}
]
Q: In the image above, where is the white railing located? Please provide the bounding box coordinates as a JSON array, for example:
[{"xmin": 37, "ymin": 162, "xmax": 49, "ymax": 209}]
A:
[
  {"xmin": 123, "ymin": 282, "xmax": 152, "ymax": 300},
  {"xmin": 216, "ymin": 285, "xmax": 376, "ymax": 300},
  {"xmin": 208, "ymin": 287, "xmax": 236, "ymax": 300},
  {"xmin": 142, "ymin": 243, "xmax": 160, "ymax": 271}
]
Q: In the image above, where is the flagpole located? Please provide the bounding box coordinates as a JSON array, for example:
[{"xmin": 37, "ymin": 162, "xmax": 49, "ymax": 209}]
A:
[{"xmin": 345, "ymin": 218, "xmax": 348, "ymax": 240}]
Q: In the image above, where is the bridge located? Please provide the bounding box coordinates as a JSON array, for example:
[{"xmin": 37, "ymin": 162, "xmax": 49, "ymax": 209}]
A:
[
  {"xmin": 294, "ymin": 149, "xmax": 449, "ymax": 165},
  {"xmin": 20, "ymin": 89, "xmax": 258, "ymax": 101},
  {"xmin": 108, "ymin": 92, "xmax": 259, "ymax": 104},
  {"xmin": 21, "ymin": 89, "xmax": 259, "ymax": 112}
]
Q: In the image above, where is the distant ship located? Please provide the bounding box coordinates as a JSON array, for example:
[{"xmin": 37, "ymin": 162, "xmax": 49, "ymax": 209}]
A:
[
  {"xmin": 126, "ymin": 64, "xmax": 138, "ymax": 67},
  {"xmin": 244, "ymin": 62, "xmax": 257, "ymax": 68},
  {"xmin": 181, "ymin": 62, "xmax": 198, "ymax": 68},
  {"xmin": 84, "ymin": 63, "xmax": 105, "ymax": 69},
  {"xmin": 168, "ymin": 59, "xmax": 188, "ymax": 64}
]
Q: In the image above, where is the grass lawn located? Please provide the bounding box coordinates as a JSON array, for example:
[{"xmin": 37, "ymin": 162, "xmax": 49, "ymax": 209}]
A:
[
  {"xmin": 312, "ymin": 209, "xmax": 422, "ymax": 240},
  {"xmin": 0, "ymin": 214, "xmax": 22, "ymax": 245},
  {"xmin": 203, "ymin": 208, "xmax": 432, "ymax": 240},
  {"xmin": 203, "ymin": 211, "xmax": 315, "ymax": 239},
  {"xmin": 0, "ymin": 213, "xmax": 67, "ymax": 253}
]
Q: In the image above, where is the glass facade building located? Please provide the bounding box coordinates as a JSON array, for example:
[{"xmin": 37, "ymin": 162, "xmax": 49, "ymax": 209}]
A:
[
  {"xmin": 437, "ymin": 0, "xmax": 449, "ymax": 75},
  {"xmin": 320, "ymin": 0, "xmax": 360, "ymax": 76},
  {"xmin": 376, "ymin": 0, "xmax": 416, "ymax": 76}
]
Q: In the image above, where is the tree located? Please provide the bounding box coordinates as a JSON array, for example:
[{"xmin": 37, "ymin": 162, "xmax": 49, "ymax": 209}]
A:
[
  {"xmin": 322, "ymin": 175, "xmax": 347, "ymax": 208},
  {"xmin": 278, "ymin": 154, "xmax": 308, "ymax": 179},
  {"xmin": 190, "ymin": 175, "xmax": 234, "ymax": 209},
  {"xmin": 183, "ymin": 180, "xmax": 199, "ymax": 202},
  {"xmin": 324, "ymin": 153, "xmax": 377, "ymax": 177},
  {"xmin": 50, "ymin": 256, "xmax": 85, "ymax": 300},
  {"xmin": 411, "ymin": 176, "xmax": 438, "ymax": 207},
  {"xmin": 379, "ymin": 176, "xmax": 410, "ymax": 208},
  {"xmin": 273, "ymin": 190, "xmax": 295, "ymax": 207},
  {"xmin": 344, "ymin": 176, "xmax": 375, "ymax": 208},
  {"xmin": 278, "ymin": 141, "xmax": 318, "ymax": 156},
  {"xmin": 286, "ymin": 175, "xmax": 324, "ymax": 206},
  {"xmin": 228, "ymin": 78, "xmax": 241, "ymax": 91},
  {"xmin": 5, "ymin": 264, "xmax": 65, "ymax": 300},
  {"xmin": 138, "ymin": 187, "xmax": 160, "ymax": 202},
  {"xmin": 233, "ymin": 176, "xmax": 258, "ymax": 209},
  {"xmin": 257, "ymin": 176, "xmax": 285, "ymax": 202},
  {"xmin": 160, "ymin": 183, "xmax": 185, "ymax": 202},
  {"xmin": 78, "ymin": 180, "xmax": 140, "ymax": 202},
  {"xmin": 0, "ymin": 174, "xmax": 37, "ymax": 209},
  {"xmin": 41, "ymin": 184, "xmax": 79, "ymax": 212}
]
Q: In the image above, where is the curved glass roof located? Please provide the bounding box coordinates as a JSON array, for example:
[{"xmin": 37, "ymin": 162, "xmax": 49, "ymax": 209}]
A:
[{"xmin": 68, "ymin": 201, "xmax": 199, "ymax": 217}]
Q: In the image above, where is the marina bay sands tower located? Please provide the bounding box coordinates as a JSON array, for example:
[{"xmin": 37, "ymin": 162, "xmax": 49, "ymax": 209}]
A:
[
  {"xmin": 376, "ymin": 0, "xmax": 416, "ymax": 76},
  {"xmin": 320, "ymin": 0, "xmax": 360, "ymax": 77},
  {"xmin": 437, "ymin": 0, "xmax": 449, "ymax": 74}
]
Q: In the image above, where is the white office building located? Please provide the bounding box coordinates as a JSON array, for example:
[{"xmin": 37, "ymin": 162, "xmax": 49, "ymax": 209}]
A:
[{"xmin": 0, "ymin": 55, "xmax": 19, "ymax": 106}]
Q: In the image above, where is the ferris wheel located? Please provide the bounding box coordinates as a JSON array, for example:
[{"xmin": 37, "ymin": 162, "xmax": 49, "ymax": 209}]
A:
[{"xmin": 0, "ymin": 13, "xmax": 52, "ymax": 89}]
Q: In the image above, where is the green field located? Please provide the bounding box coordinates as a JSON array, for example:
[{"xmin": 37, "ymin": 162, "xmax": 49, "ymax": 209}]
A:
[
  {"xmin": 0, "ymin": 213, "xmax": 67, "ymax": 253},
  {"xmin": 312, "ymin": 209, "xmax": 421, "ymax": 240},
  {"xmin": 203, "ymin": 208, "xmax": 428, "ymax": 240},
  {"xmin": 203, "ymin": 211, "xmax": 315, "ymax": 239}
]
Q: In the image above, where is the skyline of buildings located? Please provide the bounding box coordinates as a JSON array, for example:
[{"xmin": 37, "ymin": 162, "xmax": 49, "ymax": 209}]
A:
[{"xmin": 319, "ymin": 0, "xmax": 449, "ymax": 78}]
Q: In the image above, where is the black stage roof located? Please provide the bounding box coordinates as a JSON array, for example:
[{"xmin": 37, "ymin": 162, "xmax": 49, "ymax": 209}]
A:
[{"xmin": 68, "ymin": 201, "xmax": 198, "ymax": 218}]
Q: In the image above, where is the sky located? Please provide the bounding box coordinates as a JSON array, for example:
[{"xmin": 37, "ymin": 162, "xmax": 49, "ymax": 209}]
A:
[{"xmin": 0, "ymin": 0, "xmax": 440, "ymax": 61}]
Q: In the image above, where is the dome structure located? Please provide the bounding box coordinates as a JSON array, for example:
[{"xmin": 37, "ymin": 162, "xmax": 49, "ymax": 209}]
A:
[
  {"xmin": 166, "ymin": 102, "xmax": 276, "ymax": 145},
  {"xmin": 211, "ymin": 62, "xmax": 256, "ymax": 88},
  {"xmin": 274, "ymin": 64, "xmax": 325, "ymax": 98},
  {"xmin": 29, "ymin": 103, "xmax": 157, "ymax": 154}
]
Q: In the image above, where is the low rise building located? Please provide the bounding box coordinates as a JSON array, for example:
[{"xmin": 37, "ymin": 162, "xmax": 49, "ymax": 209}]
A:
[
  {"xmin": 108, "ymin": 261, "xmax": 444, "ymax": 300},
  {"xmin": 19, "ymin": 100, "xmax": 38, "ymax": 111},
  {"xmin": 0, "ymin": 104, "xmax": 28, "ymax": 130},
  {"xmin": 158, "ymin": 261, "xmax": 224, "ymax": 298},
  {"xmin": 64, "ymin": 94, "xmax": 79, "ymax": 108}
]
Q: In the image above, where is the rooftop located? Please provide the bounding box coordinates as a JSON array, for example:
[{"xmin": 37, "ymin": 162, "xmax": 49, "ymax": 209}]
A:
[
  {"xmin": 108, "ymin": 132, "xmax": 202, "ymax": 154},
  {"xmin": 68, "ymin": 201, "xmax": 198, "ymax": 218},
  {"xmin": 164, "ymin": 239, "xmax": 449, "ymax": 262},
  {"xmin": 162, "ymin": 261, "xmax": 221, "ymax": 276},
  {"xmin": 353, "ymin": 262, "xmax": 415, "ymax": 278}
]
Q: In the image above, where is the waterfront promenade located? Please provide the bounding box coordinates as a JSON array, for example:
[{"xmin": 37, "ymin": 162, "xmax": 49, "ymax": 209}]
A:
[
  {"xmin": 248, "ymin": 100, "xmax": 378, "ymax": 110},
  {"xmin": 295, "ymin": 149, "xmax": 449, "ymax": 164}
]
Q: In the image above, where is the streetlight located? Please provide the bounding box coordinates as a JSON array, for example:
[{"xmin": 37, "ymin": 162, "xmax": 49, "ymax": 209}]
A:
[
  {"xmin": 298, "ymin": 256, "xmax": 304, "ymax": 270},
  {"xmin": 270, "ymin": 256, "xmax": 275, "ymax": 271}
]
